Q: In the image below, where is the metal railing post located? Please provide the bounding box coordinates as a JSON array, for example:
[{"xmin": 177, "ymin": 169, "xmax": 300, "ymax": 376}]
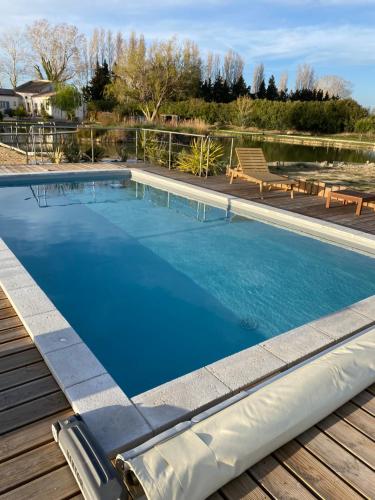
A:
[
  {"xmin": 143, "ymin": 129, "xmax": 146, "ymax": 163},
  {"xmin": 90, "ymin": 128, "xmax": 94, "ymax": 163},
  {"xmin": 199, "ymin": 137, "xmax": 204, "ymax": 177},
  {"xmin": 135, "ymin": 129, "xmax": 138, "ymax": 161},
  {"xmin": 206, "ymin": 137, "xmax": 210, "ymax": 179},
  {"xmin": 168, "ymin": 132, "xmax": 172, "ymax": 170}
]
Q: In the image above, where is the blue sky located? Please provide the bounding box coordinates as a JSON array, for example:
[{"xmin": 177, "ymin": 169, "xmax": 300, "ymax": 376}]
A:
[{"xmin": 0, "ymin": 0, "xmax": 374, "ymax": 106}]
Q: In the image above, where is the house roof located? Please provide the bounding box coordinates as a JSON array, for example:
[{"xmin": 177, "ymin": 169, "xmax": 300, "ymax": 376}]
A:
[
  {"xmin": 15, "ymin": 80, "xmax": 53, "ymax": 94},
  {"xmin": 0, "ymin": 88, "xmax": 17, "ymax": 97}
]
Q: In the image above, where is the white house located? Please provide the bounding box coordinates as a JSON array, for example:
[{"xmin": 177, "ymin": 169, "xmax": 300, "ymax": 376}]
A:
[{"xmin": 0, "ymin": 80, "xmax": 85, "ymax": 121}]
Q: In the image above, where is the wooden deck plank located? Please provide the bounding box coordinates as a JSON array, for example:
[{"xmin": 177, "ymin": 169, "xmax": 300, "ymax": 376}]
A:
[
  {"xmin": 0, "ymin": 442, "xmax": 66, "ymax": 494},
  {"xmin": 3, "ymin": 464, "xmax": 81, "ymax": 500},
  {"xmin": 352, "ymin": 391, "xmax": 375, "ymax": 417},
  {"xmin": 0, "ymin": 336, "xmax": 34, "ymax": 357},
  {"xmin": 0, "ymin": 348, "xmax": 42, "ymax": 374},
  {"xmin": 0, "ymin": 315, "xmax": 23, "ymax": 332},
  {"xmin": 0, "ymin": 326, "xmax": 28, "ymax": 345},
  {"xmin": 335, "ymin": 402, "xmax": 375, "ymax": 441},
  {"xmin": 0, "ymin": 391, "xmax": 70, "ymax": 435},
  {"xmin": 317, "ymin": 413, "xmax": 375, "ymax": 469},
  {"xmin": 298, "ymin": 426, "xmax": 375, "ymax": 498},
  {"xmin": 0, "ymin": 298, "xmax": 11, "ymax": 309},
  {"xmin": 220, "ymin": 473, "xmax": 270, "ymax": 499},
  {"xmin": 275, "ymin": 440, "xmax": 362, "ymax": 499},
  {"xmin": 0, "ymin": 409, "xmax": 73, "ymax": 463},
  {"xmin": 0, "ymin": 306, "xmax": 17, "ymax": 320},
  {"xmin": 249, "ymin": 455, "xmax": 315, "ymax": 499},
  {"xmin": 0, "ymin": 361, "xmax": 50, "ymax": 392},
  {"xmin": 0, "ymin": 375, "xmax": 60, "ymax": 412}
]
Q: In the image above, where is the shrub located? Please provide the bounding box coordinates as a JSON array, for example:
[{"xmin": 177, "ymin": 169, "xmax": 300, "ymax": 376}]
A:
[
  {"xmin": 14, "ymin": 105, "xmax": 27, "ymax": 117},
  {"xmin": 354, "ymin": 116, "xmax": 375, "ymax": 135},
  {"xmin": 116, "ymin": 144, "xmax": 128, "ymax": 161},
  {"xmin": 141, "ymin": 131, "xmax": 169, "ymax": 167},
  {"xmin": 82, "ymin": 145, "xmax": 105, "ymax": 162},
  {"xmin": 49, "ymin": 145, "xmax": 64, "ymax": 164},
  {"xmin": 63, "ymin": 139, "xmax": 82, "ymax": 162},
  {"xmin": 176, "ymin": 138, "xmax": 224, "ymax": 176}
]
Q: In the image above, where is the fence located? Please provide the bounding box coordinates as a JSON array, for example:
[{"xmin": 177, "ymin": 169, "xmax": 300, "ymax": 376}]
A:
[{"xmin": 0, "ymin": 122, "xmax": 235, "ymax": 176}]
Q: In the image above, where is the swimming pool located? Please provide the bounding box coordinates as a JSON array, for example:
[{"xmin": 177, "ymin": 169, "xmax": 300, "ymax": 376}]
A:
[{"xmin": 1, "ymin": 175, "xmax": 375, "ymax": 396}]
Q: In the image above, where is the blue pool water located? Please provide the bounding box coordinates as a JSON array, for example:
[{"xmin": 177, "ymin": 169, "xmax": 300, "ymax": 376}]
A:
[{"xmin": 1, "ymin": 176, "xmax": 375, "ymax": 396}]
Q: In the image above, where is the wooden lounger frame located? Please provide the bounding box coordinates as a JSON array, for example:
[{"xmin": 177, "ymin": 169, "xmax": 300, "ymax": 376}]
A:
[{"xmin": 228, "ymin": 148, "xmax": 295, "ymax": 198}]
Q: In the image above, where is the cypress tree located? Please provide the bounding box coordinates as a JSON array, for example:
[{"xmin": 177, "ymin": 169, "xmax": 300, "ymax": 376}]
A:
[
  {"xmin": 266, "ymin": 75, "xmax": 279, "ymax": 101},
  {"xmin": 83, "ymin": 61, "xmax": 112, "ymax": 105},
  {"xmin": 257, "ymin": 79, "xmax": 267, "ymax": 99}
]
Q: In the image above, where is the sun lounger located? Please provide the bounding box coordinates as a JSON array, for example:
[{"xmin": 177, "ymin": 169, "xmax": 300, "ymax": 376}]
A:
[{"xmin": 228, "ymin": 148, "xmax": 295, "ymax": 198}]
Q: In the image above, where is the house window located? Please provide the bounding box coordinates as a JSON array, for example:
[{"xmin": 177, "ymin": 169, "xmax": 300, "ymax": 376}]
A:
[{"xmin": 0, "ymin": 101, "xmax": 10, "ymax": 109}]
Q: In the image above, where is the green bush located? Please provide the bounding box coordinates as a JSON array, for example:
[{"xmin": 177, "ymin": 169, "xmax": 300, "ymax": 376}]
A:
[
  {"xmin": 355, "ymin": 116, "xmax": 375, "ymax": 134},
  {"xmin": 63, "ymin": 140, "xmax": 82, "ymax": 162},
  {"xmin": 82, "ymin": 145, "xmax": 105, "ymax": 162},
  {"xmin": 176, "ymin": 138, "xmax": 224, "ymax": 176}
]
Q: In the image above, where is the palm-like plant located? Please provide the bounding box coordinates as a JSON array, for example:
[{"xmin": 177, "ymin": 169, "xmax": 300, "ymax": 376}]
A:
[{"xmin": 176, "ymin": 138, "xmax": 224, "ymax": 176}]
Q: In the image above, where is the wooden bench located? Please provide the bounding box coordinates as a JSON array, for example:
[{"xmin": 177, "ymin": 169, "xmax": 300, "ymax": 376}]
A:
[{"xmin": 326, "ymin": 189, "xmax": 375, "ymax": 216}]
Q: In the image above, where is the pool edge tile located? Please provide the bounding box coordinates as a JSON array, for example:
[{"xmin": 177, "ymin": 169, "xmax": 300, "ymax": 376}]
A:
[
  {"xmin": 131, "ymin": 367, "xmax": 231, "ymax": 433},
  {"xmin": 261, "ymin": 324, "xmax": 334, "ymax": 365},
  {"xmin": 65, "ymin": 373, "xmax": 153, "ymax": 456},
  {"xmin": 205, "ymin": 345, "xmax": 286, "ymax": 392}
]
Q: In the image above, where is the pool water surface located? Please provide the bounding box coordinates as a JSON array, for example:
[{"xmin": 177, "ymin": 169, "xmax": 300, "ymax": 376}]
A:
[{"xmin": 0, "ymin": 177, "xmax": 375, "ymax": 396}]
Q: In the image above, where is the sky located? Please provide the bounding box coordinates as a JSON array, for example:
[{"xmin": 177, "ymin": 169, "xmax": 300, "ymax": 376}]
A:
[{"xmin": 0, "ymin": 0, "xmax": 374, "ymax": 106}]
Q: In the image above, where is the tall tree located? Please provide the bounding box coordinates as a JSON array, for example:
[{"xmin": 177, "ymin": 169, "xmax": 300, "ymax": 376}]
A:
[
  {"xmin": 27, "ymin": 19, "xmax": 85, "ymax": 83},
  {"xmin": 82, "ymin": 60, "xmax": 111, "ymax": 101},
  {"xmin": 315, "ymin": 75, "xmax": 353, "ymax": 98},
  {"xmin": 252, "ymin": 63, "xmax": 265, "ymax": 95},
  {"xmin": 223, "ymin": 50, "xmax": 244, "ymax": 87},
  {"xmin": 109, "ymin": 34, "xmax": 186, "ymax": 121},
  {"xmin": 0, "ymin": 28, "xmax": 27, "ymax": 88},
  {"xmin": 232, "ymin": 75, "xmax": 249, "ymax": 99},
  {"xmin": 257, "ymin": 78, "xmax": 267, "ymax": 99},
  {"xmin": 295, "ymin": 63, "xmax": 315, "ymax": 91},
  {"xmin": 266, "ymin": 75, "xmax": 278, "ymax": 100}
]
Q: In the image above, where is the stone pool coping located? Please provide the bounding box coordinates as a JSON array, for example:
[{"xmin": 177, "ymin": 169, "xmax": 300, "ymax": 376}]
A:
[{"xmin": 1, "ymin": 168, "xmax": 375, "ymax": 456}]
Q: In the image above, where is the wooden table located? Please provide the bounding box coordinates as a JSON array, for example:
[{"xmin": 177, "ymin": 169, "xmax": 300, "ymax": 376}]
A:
[{"xmin": 326, "ymin": 189, "xmax": 375, "ymax": 216}]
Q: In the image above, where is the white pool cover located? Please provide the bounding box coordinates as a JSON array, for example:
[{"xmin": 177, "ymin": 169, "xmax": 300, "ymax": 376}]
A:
[{"xmin": 118, "ymin": 327, "xmax": 375, "ymax": 500}]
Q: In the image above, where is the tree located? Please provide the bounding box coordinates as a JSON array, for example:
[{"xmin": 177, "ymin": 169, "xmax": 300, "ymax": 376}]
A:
[
  {"xmin": 266, "ymin": 75, "xmax": 279, "ymax": 101},
  {"xmin": 212, "ymin": 74, "xmax": 231, "ymax": 103},
  {"xmin": 51, "ymin": 84, "xmax": 82, "ymax": 119},
  {"xmin": 27, "ymin": 19, "xmax": 85, "ymax": 83},
  {"xmin": 278, "ymin": 71, "xmax": 288, "ymax": 93},
  {"xmin": 0, "ymin": 28, "xmax": 27, "ymax": 88},
  {"xmin": 295, "ymin": 64, "xmax": 315, "ymax": 91},
  {"xmin": 232, "ymin": 75, "xmax": 249, "ymax": 99},
  {"xmin": 257, "ymin": 79, "xmax": 267, "ymax": 99},
  {"xmin": 82, "ymin": 60, "xmax": 112, "ymax": 103},
  {"xmin": 235, "ymin": 96, "xmax": 253, "ymax": 126},
  {"xmin": 315, "ymin": 75, "xmax": 353, "ymax": 99},
  {"xmin": 109, "ymin": 34, "xmax": 186, "ymax": 121},
  {"xmin": 252, "ymin": 63, "xmax": 265, "ymax": 95},
  {"xmin": 223, "ymin": 50, "xmax": 244, "ymax": 87}
]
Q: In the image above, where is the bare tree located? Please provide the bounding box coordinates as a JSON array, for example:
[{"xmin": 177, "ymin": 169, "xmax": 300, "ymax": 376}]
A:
[
  {"xmin": 252, "ymin": 63, "xmax": 264, "ymax": 94},
  {"xmin": 109, "ymin": 34, "xmax": 186, "ymax": 122},
  {"xmin": 106, "ymin": 30, "xmax": 115, "ymax": 69},
  {"xmin": 99, "ymin": 28, "xmax": 106, "ymax": 65},
  {"xmin": 295, "ymin": 64, "xmax": 315, "ymax": 91},
  {"xmin": 180, "ymin": 39, "xmax": 201, "ymax": 97},
  {"xmin": 89, "ymin": 28, "xmax": 100, "ymax": 76},
  {"xmin": 204, "ymin": 51, "xmax": 221, "ymax": 81},
  {"xmin": 278, "ymin": 71, "xmax": 288, "ymax": 93},
  {"xmin": 315, "ymin": 75, "xmax": 353, "ymax": 98},
  {"xmin": 0, "ymin": 28, "xmax": 27, "ymax": 88},
  {"xmin": 114, "ymin": 31, "xmax": 124, "ymax": 65},
  {"xmin": 235, "ymin": 95, "xmax": 253, "ymax": 126},
  {"xmin": 27, "ymin": 19, "xmax": 85, "ymax": 83},
  {"xmin": 223, "ymin": 50, "xmax": 244, "ymax": 86}
]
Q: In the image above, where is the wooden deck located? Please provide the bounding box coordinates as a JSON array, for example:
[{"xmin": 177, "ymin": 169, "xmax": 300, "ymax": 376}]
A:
[
  {"xmin": 0, "ymin": 288, "xmax": 82, "ymax": 499},
  {"xmin": 134, "ymin": 164, "xmax": 375, "ymax": 235}
]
